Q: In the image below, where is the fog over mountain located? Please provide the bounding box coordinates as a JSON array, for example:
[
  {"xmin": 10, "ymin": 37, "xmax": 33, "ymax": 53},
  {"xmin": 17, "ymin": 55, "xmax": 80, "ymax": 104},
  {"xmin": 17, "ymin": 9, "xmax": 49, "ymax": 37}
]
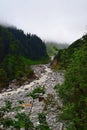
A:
[{"xmin": 0, "ymin": 0, "xmax": 87, "ymax": 43}]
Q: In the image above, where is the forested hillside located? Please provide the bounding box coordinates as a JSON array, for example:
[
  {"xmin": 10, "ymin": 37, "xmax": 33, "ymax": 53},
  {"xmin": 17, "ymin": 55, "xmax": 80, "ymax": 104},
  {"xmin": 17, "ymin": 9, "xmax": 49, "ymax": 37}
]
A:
[
  {"xmin": 46, "ymin": 42, "xmax": 68, "ymax": 57},
  {"xmin": 51, "ymin": 34, "xmax": 87, "ymax": 68},
  {"xmin": 0, "ymin": 25, "xmax": 49, "ymax": 89},
  {"xmin": 45, "ymin": 42, "xmax": 59, "ymax": 57},
  {"xmin": 54, "ymin": 34, "xmax": 87, "ymax": 129}
]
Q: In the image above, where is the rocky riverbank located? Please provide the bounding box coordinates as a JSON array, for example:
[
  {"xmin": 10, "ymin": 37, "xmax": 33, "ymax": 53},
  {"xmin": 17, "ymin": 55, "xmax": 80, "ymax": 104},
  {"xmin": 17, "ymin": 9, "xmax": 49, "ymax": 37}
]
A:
[{"xmin": 0, "ymin": 64, "xmax": 64, "ymax": 130}]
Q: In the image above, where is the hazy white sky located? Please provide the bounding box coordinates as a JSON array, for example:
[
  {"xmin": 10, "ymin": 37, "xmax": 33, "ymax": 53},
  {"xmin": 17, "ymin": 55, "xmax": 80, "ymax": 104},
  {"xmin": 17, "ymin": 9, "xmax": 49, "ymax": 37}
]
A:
[{"xmin": 0, "ymin": 0, "xmax": 87, "ymax": 43}]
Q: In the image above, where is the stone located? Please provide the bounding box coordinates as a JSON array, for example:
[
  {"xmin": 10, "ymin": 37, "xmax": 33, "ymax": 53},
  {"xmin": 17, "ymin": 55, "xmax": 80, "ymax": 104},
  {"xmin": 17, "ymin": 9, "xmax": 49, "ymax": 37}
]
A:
[
  {"xmin": 6, "ymin": 88, "xmax": 12, "ymax": 92},
  {"xmin": 20, "ymin": 128, "xmax": 25, "ymax": 130},
  {"xmin": 0, "ymin": 64, "xmax": 64, "ymax": 130}
]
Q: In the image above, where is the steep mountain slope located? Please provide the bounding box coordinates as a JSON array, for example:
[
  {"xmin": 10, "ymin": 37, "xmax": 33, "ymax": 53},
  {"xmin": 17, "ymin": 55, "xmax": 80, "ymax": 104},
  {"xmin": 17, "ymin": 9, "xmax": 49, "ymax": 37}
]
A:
[
  {"xmin": 51, "ymin": 34, "xmax": 87, "ymax": 68},
  {"xmin": 0, "ymin": 25, "xmax": 48, "ymax": 61},
  {"xmin": 54, "ymin": 34, "xmax": 87, "ymax": 129},
  {"xmin": 45, "ymin": 42, "xmax": 59, "ymax": 57},
  {"xmin": 45, "ymin": 42, "xmax": 68, "ymax": 57},
  {"xmin": 0, "ymin": 25, "xmax": 49, "ymax": 89}
]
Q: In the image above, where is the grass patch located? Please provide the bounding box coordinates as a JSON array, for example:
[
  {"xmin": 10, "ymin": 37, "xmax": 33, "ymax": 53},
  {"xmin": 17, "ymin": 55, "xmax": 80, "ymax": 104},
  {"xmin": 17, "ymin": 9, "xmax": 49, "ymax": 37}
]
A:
[
  {"xmin": 22, "ymin": 57, "xmax": 50, "ymax": 65},
  {"xmin": 26, "ymin": 86, "xmax": 45, "ymax": 99},
  {"xmin": 36, "ymin": 112, "xmax": 51, "ymax": 130}
]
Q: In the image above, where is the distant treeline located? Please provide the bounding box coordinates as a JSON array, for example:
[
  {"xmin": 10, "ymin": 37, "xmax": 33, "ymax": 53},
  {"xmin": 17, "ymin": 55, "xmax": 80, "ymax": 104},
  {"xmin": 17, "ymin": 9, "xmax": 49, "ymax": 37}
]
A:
[{"xmin": 45, "ymin": 41, "xmax": 68, "ymax": 57}]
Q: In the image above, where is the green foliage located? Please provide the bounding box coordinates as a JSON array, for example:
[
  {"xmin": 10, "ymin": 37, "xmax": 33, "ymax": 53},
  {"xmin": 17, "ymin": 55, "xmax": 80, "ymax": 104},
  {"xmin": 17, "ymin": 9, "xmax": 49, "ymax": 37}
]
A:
[
  {"xmin": 4, "ymin": 100, "xmax": 12, "ymax": 112},
  {"xmin": 22, "ymin": 56, "xmax": 50, "ymax": 65},
  {"xmin": 36, "ymin": 112, "xmax": 51, "ymax": 130},
  {"xmin": 53, "ymin": 34, "xmax": 87, "ymax": 68},
  {"xmin": 0, "ymin": 101, "xmax": 13, "ymax": 128},
  {"xmin": 0, "ymin": 25, "xmax": 48, "ymax": 61},
  {"xmin": 17, "ymin": 100, "xmax": 24, "ymax": 104},
  {"xmin": 56, "ymin": 43, "xmax": 87, "ymax": 130},
  {"xmin": 0, "ymin": 100, "xmax": 12, "ymax": 114},
  {"xmin": 1, "ymin": 118, "xmax": 13, "ymax": 129},
  {"xmin": 26, "ymin": 86, "xmax": 45, "ymax": 99},
  {"xmin": 13, "ymin": 113, "xmax": 34, "ymax": 130},
  {"xmin": 46, "ymin": 42, "xmax": 59, "ymax": 56},
  {"xmin": 2, "ymin": 55, "xmax": 34, "ymax": 81},
  {"xmin": 46, "ymin": 41, "xmax": 68, "ymax": 57},
  {"xmin": 0, "ymin": 68, "xmax": 8, "ymax": 88},
  {"xmin": 0, "ymin": 99, "xmax": 51, "ymax": 130},
  {"xmin": 0, "ymin": 99, "xmax": 34, "ymax": 130},
  {"xmin": 0, "ymin": 25, "xmax": 49, "ymax": 89},
  {"xmin": 38, "ymin": 113, "xmax": 47, "ymax": 124}
]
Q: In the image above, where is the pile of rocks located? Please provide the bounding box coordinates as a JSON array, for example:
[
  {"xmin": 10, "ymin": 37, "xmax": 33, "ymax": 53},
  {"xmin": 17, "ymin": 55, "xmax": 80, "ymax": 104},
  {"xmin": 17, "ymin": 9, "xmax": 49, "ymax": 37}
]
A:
[{"xmin": 0, "ymin": 64, "xmax": 64, "ymax": 130}]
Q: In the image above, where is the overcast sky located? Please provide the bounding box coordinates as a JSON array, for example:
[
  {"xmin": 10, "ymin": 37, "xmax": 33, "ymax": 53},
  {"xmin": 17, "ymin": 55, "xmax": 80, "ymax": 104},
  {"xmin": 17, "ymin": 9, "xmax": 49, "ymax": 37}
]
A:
[{"xmin": 0, "ymin": 0, "xmax": 87, "ymax": 43}]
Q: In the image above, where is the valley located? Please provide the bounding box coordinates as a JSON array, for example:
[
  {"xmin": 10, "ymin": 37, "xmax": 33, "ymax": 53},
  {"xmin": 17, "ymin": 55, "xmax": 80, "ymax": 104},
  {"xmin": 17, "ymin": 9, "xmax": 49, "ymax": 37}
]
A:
[{"xmin": 0, "ymin": 64, "xmax": 64, "ymax": 130}]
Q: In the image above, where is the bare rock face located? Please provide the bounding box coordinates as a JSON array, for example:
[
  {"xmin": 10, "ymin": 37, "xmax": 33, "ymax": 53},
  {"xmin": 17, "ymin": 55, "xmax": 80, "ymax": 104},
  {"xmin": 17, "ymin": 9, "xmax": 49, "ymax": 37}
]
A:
[{"xmin": 50, "ymin": 55, "xmax": 59, "ymax": 68}]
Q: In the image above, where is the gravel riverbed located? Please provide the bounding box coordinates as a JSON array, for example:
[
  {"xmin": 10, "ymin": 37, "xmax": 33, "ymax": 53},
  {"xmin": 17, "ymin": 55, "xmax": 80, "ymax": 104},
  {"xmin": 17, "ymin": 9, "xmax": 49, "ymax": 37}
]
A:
[{"xmin": 0, "ymin": 64, "xmax": 64, "ymax": 130}]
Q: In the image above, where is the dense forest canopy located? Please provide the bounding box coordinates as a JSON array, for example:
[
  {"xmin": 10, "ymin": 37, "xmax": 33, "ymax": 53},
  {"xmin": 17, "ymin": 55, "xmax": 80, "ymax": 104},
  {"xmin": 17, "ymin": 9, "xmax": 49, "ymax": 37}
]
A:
[
  {"xmin": 0, "ymin": 25, "xmax": 48, "ymax": 61},
  {"xmin": 54, "ymin": 34, "xmax": 87, "ymax": 130},
  {"xmin": 0, "ymin": 25, "xmax": 49, "ymax": 89}
]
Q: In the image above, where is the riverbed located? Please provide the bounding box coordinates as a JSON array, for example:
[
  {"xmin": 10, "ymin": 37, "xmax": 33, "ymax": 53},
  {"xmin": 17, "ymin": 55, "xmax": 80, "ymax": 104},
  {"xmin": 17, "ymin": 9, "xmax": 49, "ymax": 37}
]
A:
[{"xmin": 0, "ymin": 64, "xmax": 64, "ymax": 130}]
